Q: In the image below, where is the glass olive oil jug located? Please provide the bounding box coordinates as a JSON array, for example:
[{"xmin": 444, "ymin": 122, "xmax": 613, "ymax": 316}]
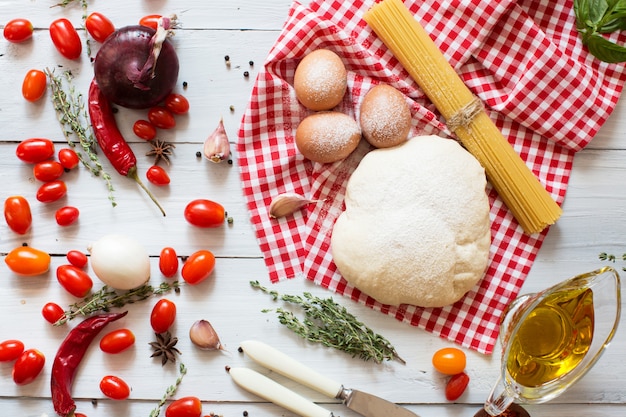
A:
[{"xmin": 484, "ymin": 266, "xmax": 621, "ymax": 415}]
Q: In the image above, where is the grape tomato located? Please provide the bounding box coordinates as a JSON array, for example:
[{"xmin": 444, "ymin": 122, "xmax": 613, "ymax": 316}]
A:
[
  {"xmin": 55, "ymin": 206, "xmax": 80, "ymax": 226},
  {"xmin": 150, "ymin": 299, "xmax": 176, "ymax": 334},
  {"xmin": 12, "ymin": 349, "xmax": 45, "ymax": 385},
  {"xmin": 66, "ymin": 249, "xmax": 88, "ymax": 268},
  {"xmin": 42, "ymin": 302, "xmax": 65, "ymax": 324},
  {"xmin": 184, "ymin": 199, "xmax": 225, "ymax": 228},
  {"xmin": 181, "ymin": 250, "xmax": 216, "ymax": 285},
  {"xmin": 148, "ymin": 106, "xmax": 176, "ymax": 129},
  {"xmin": 4, "ymin": 196, "xmax": 32, "ymax": 235},
  {"xmin": 139, "ymin": 14, "xmax": 162, "ymax": 30},
  {"xmin": 5, "ymin": 246, "xmax": 51, "ymax": 276},
  {"xmin": 85, "ymin": 12, "xmax": 115, "ymax": 43},
  {"xmin": 445, "ymin": 372, "xmax": 470, "ymax": 401},
  {"xmin": 36, "ymin": 180, "xmax": 67, "ymax": 203},
  {"xmin": 146, "ymin": 165, "xmax": 170, "ymax": 186},
  {"xmin": 99, "ymin": 375, "xmax": 131, "ymax": 400},
  {"xmin": 432, "ymin": 347, "xmax": 466, "ymax": 375},
  {"xmin": 0, "ymin": 340, "xmax": 25, "ymax": 362},
  {"xmin": 165, "ymin": 94, "xmax": 190, "ymax": 114},
  {"xmin": 22, "ymin": 69, "xmax": 47, "ymax": 102},
  {"xmin": 159, "ymin": 247, "xmax": 179, "ymax": 278},
  {"xmin": 3, "ymin": 18, "xmax": 33, "ymax": 43},
  {"xmin": 132, "ymin": 119, "xmax": 157, "ymax": 141},
  {"xmin": 56, "ymin": 264, "xmax": 93, "ymax": 298},
  {"xmin": 100, "ymin": 329, "xmax": 135, "ymax": 354},
  {"xmin": 165, "ymin": 396, "xmax": 202, "ymax": 417},
  {"xmin": 58, "ymin": 148, "xmax": 80, "ymax": 170},
  {"xmin": 16, "ymin": 138, "xmax": 55, "ymax": 164},
  {"xmin": 33, "ymin": 160, "xmax": 64, "ymax": 182},
  {"xmin": 49, "ymin": 18, "xmax": 82, "ymax": 60}
]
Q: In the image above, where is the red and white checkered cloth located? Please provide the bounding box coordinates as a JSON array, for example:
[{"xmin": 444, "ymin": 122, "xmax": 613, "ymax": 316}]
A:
[{"xmin": 237, "ymin": 0, "xmax": 626, "ymax": 354}]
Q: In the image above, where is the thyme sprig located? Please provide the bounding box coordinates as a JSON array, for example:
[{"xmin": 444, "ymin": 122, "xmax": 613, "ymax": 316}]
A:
[
  {"xmin": 55, "ymin": 281, "xmax": 180, "ymax": 326},
  {"xmin": 599, "ymin": 252, "xmax": 626, "ymax": 271},
  {"xmin": 250, "ymin": 280, "xmax": 405, "ymax": 364},
  {"xmin": 46, "ymin": 68, "xmax": 117, "ymax": 207},
  {"xmin": 149, "ymin": 362, "xmax": 188, "ymax": 417}
]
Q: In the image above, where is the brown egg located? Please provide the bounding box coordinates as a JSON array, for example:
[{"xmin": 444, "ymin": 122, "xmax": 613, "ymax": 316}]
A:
[
  {"xmin": 295, "ymin": 111, "xmax": 361, "ymax": 164},
  {"xmin": 294, "ymin": 49, "xmax": 347, "ymax": 111},
  {"xmin": 359, "ymin": 84, "xmax": 411, "ymax": 148}
]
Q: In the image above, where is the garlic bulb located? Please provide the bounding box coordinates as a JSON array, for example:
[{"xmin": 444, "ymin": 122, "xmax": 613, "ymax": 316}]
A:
[
  {"xmin": 269, "ymin": 193, "xmax": 314, "ymax": 218},
  {"xmin": 203, "ymin": 118, "xmax": 231, "ymax": 163},
  {"xmin": 189, "ymin": 319, "xmax": 224, "ymax": 351}
]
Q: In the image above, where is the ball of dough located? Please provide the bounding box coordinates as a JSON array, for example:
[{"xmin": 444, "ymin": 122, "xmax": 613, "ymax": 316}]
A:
[
  {"xmin": 359, "ymin": 84, "xmax": 411, "ymax": 148},
  {"xmin": 295, "ymin": 112, "xmax": 361, "ymax": 164},
  {"xmin": 331, "ymin": 135, "xmax": 491, "ymax": 308},
  {"xmin": 294, "ymin": 49, "xmax": 347, "ymax": 111}
]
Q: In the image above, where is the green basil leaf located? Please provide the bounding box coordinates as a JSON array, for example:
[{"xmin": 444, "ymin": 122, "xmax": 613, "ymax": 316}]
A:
[
  {"xmin": 586, "ymin": 33, "xmax": 626, "ymax": 62},
  {"xmin": 588, "ymin": 0, "xmax": 611, "ymax": 24}
]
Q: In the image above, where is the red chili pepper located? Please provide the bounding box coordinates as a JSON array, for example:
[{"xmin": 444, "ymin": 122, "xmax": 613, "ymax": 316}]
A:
[
  {"xmin": 51, "ymin": 312, "xmax": 127, "ymax": 417},
  {"xmin": 87, "ymin": 78, "xmax": 166, "ymax": 216}
]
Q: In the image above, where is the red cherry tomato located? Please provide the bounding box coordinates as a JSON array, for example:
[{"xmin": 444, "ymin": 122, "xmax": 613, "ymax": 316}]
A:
[
  {"xmin": 146, "ymin": 165, "xmax": 171, "ymax": 186},
  {"xmin": 132, "ymin": 119, "xmax": 157, "ymax": 141},
  {"xmin": 100, "ymin": 329, "xmax": 135, "ymax": 354},
  {"xmin": 85, "ymin": 12, "xmax": 115, "ymax": 43},
  {"xmin": 58, "ymin": 148, "xmax": 80, "ymax": 170},
  {"xmin": 139, "ymin": 14, "xmax": 162, "ymax": 30},
  {"xmin": 3, "ymin": 18, "xmax": 33, "ymax": 43},
  {"xmin": 165, "ymin": 396, "xmax": 202, "ymax": 417},
  {"xmin": 42, "ymin": 302, "xmax": 65, "ymax": 324},
  {"xmin": 445, "ymin": 372, "xmax": 470, "ymax": 401},
  {"xmin": 165, "ymin": 94, "xmax": 190, "ymax": 114},
  {"xmin": 12, "ymin": 349, "xmax": 45, "ymax": 385},
  {"xmin": 4, "ymin": 196, "xmax": 32, "ymax": 235},
  {"xmin": 432, "ymin": 347, "xmax": 467, "ymax": 375},
  {"xmin": 99, "ymin": 375, "xmax": 131, "ymax": 400},
  {"xmin": 159, "ymin": 247, "xmax": 179, "ymax": 278},
  {"xmin": 66, "ymin": 249, "xmax": 88, "ymax": 268},
  {"xmin": 36, "ymin": 180, "xmax": 67, "ymax": 203},
  {"xmin": 5, "ymin": 246, "xmax": 51, "ymax": 276},
  {"xmin": 22, "ymin": 69, "xmax": 47, "ymax": 102},
  {"xmin": 184, "ymin": 199, "xmax": 225, "ymax": 228},
  {"xmin": 181, "ymin": 250, "xmax": 216, "ymax": 285},
  {"xmin": 75, "ymin": 413, "xmax": 88, "ymax": 417},
  {"xmin": 49, "ymin": 18, "xmax": 82, "ymax": 60},
  {"xmin": 150, "ymin": 299, "xmax": 176, "ymax": 334},
  {"xmin": 33, "ymin": 160, "xmax": 64, "ymax": 182},
  {"xmin": 56, "ymin": 264, "xmax": 93, "ymax": 298},
  {"xmin": 148, "ymin": 106, "xmax": 176, "ymax": 129},
  {"xmin": 16, "ymin": 138, "xmax": 55, "ymax": 164},
  {"xmin": 0, "ymin": 340, "xmax": 25, "ymax": 362},
  {"xmin": 55, "ymin": 206, "xmax": 80, "ymax": 226}
]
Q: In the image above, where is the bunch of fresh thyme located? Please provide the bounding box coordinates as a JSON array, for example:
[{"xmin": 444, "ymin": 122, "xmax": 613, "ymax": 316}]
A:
[
  {"xmin": 55, "ymin": 281, "xmax": 180, "ymax": 326},
  {"xmin": 46, "ymin": 68, "xmax": 117, "ymax": 206},
  {"xmin": 599, "ymin": 252, "xmax": 626, "ymax": 271},
  {"xmin": 250, "ymin": 280, "xmax": 404, "ymax": 364}
]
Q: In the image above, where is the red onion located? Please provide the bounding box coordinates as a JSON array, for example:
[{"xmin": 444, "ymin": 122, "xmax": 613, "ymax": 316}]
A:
[{"xmin": 94, "ymin": 22, "xmax": 179, "ymax": 109}]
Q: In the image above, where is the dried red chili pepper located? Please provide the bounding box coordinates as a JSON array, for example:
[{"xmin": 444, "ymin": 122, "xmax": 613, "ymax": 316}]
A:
[
  {"xmin": 51, "ymin": 312, "xmax": 127, "ymax": 417},
  {"xmin": 87, "ymin": 78, "xmax": 166, "ymax": 216}
]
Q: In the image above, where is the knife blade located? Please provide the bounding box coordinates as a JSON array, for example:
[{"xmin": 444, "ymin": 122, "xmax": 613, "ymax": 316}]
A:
[{"xmin": 239, "ymin": 340, "xmax": 420, "ymax": 417}]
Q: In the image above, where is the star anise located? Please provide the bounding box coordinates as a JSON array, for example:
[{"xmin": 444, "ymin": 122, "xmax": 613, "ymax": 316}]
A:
[
  {"xmin": 146, "ymin": 139, "xmax": 176, "ymax": 165},
  {"xmin": 149, "ymin": 331, "xmax": 181, "ymax": 366}
]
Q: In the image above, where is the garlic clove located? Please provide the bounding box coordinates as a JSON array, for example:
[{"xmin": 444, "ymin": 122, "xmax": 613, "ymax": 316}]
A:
[
  {"xmin": 269, "ymin": 192, "xmax": 314, "ymax": 219},
  {"xmin": 203, "ymin": 118, "xmax": 231, "ymax": 163},
  {"xmin": 189, "ymin": 319, "xmax": 224, "ymax": 351}
]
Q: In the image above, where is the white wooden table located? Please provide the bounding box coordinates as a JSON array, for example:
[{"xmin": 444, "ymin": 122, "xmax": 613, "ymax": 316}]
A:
[{"xmin": 1, "ymin": 1, "xmax": 624, "ymax": 416}]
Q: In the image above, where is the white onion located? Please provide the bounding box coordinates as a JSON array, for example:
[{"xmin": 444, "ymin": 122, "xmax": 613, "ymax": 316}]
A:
[{"xmin": 88, "ymin": 234, "xmax": 151, "ymax": 290}]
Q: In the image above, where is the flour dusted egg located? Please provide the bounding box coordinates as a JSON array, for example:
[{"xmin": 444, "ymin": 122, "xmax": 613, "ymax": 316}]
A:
[
  {"xmin": 359, "ymin": 84, "xmax": 411, "ymax": 148},
  {"xmin": 294, "ymin": 49, "xmax": 347, "ymax": 111},
  {"xmin": 295, "ymin": 111, "xmax": 361, "ymax": 164}
]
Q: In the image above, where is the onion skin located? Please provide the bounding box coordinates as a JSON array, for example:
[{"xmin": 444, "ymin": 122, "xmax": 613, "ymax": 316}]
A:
[{"xmin": 94, "ymin": 25, "xmax": 179, "ymax": 109}]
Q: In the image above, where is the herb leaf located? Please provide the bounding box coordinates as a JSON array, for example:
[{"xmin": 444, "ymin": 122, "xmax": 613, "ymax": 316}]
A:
[
  {"xmin": 575, "ymin": 0, "xmax": 626, "ymax": 62},
  {"xmin": 586, "ymin": 32, "xmax": 626, "ymax": 62}
]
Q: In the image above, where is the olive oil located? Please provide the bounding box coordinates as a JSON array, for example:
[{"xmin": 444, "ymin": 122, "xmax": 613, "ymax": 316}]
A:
[{"xmin": 506, "ymin": 287, "xmax": 594, "ymax": 387}]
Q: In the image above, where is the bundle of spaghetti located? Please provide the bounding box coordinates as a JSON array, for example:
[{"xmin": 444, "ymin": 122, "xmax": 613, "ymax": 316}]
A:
[{"xmin": 363, "ymin": 0, "xmax": 562, "ymax": 234}]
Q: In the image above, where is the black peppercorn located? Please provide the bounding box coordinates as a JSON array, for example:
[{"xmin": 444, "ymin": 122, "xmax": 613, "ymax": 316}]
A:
[
  {"xmin": 243, "ymin": 71, "xmax": 249, "ymax": 77},
  {"xmin": 196, "ymin": 151, "xmax": 202, "ymax": 158}
]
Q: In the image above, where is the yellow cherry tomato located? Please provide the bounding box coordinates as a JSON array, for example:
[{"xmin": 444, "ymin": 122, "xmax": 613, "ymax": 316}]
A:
[
  {"xmin": 432, "ymin": 347, "xmax": 467, "ymax": 375},
  {"xmin": 5, "ymin": 246, "xmax": 51, "ymax": 276}
]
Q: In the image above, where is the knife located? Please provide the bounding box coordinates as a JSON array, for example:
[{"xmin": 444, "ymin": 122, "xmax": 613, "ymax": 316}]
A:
[{"xmin": 238, "ymin": 340, "xmax": 420, "ymax": 417}]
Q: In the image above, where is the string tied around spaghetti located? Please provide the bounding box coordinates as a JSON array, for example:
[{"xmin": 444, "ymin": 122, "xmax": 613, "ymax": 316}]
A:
[{"xmin": 446, "ymin": 96, "xmax": 484, "ymax": 133}]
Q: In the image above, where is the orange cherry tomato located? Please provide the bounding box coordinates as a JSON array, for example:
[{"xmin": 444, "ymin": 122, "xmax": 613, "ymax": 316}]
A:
[
  {"xmin": 150, "ymin": 299, "xmax": 176, "ymax": 334},
  {"xmin": 33, "ymin": 160, "xmax": 64, "ymax": 182},
  {"xmin": 56, "ymin": 264, "xmax": 93, "ymax": 298},
  {"xmin": 445, "ymin": 372, "xmax": 470, "ymax": 401},
  {"xmin": 139, "ymin": 14, "xmax": 162, "ymax": 30},
  {"xmin": 181, "ymin": 250, "xmax": 216, "ymax": 285},
  {"xmin": 165, "ymin": 396, "xmax": 202, "ymax": 417},
  {"xmin": 432, "ymin": 347, "xmax": 467, "ymax": 375},
  {"xmin": 22, "ymin": 69, "xmax": 47, "ymax": 102},
  {"xmin": 0, "ymin": 340, "xmax": 25, "ymax": 362},
  {"xmin": 5, "ymin": 246, "xmax": 51, "ymax": 276},
  {"xmin": 16, "ymin": 138, "xmax": 55, "ymax": 164},
  {"xmin": 12, "ymin": 348, "xmax": 45, "ymax": 385},
  {"xmin": 3, "ymin": 18, "xmax": 33, "ymax": 43},
  {"xmin": 85, "ymin": 12, "xmax": 115, "ymax": 43},
  {"xmin": 49, "ymin": 18, "xmax": 82, "ymax": 60},
  {"xmin": 36, "ymin": 180, "xmax": 67, "ymax": 203},
  {"xmin": 58, "ymin": 148, "xmax": 80, "ymax": 170},
  {"xmin": 184, "ymin": 199, "xmax": 225, "ymax": 228},
  {"xmin": 4, "ymin": 196, "xmax": 32, "ymax": 235},
  {"xmin": 99, "ymin": 375, "xmax": 131, "ymax": 400},
  {"xmin": 100, "ymin": 329, "xmax": 135, "ymax": 354},
  {"xmin": 42, "ymin": 302, "xmax": 65, "ymax": 324},
  {"xmin": 159, "ymin": 247, "xmax": 179, "ymax": 278}
]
